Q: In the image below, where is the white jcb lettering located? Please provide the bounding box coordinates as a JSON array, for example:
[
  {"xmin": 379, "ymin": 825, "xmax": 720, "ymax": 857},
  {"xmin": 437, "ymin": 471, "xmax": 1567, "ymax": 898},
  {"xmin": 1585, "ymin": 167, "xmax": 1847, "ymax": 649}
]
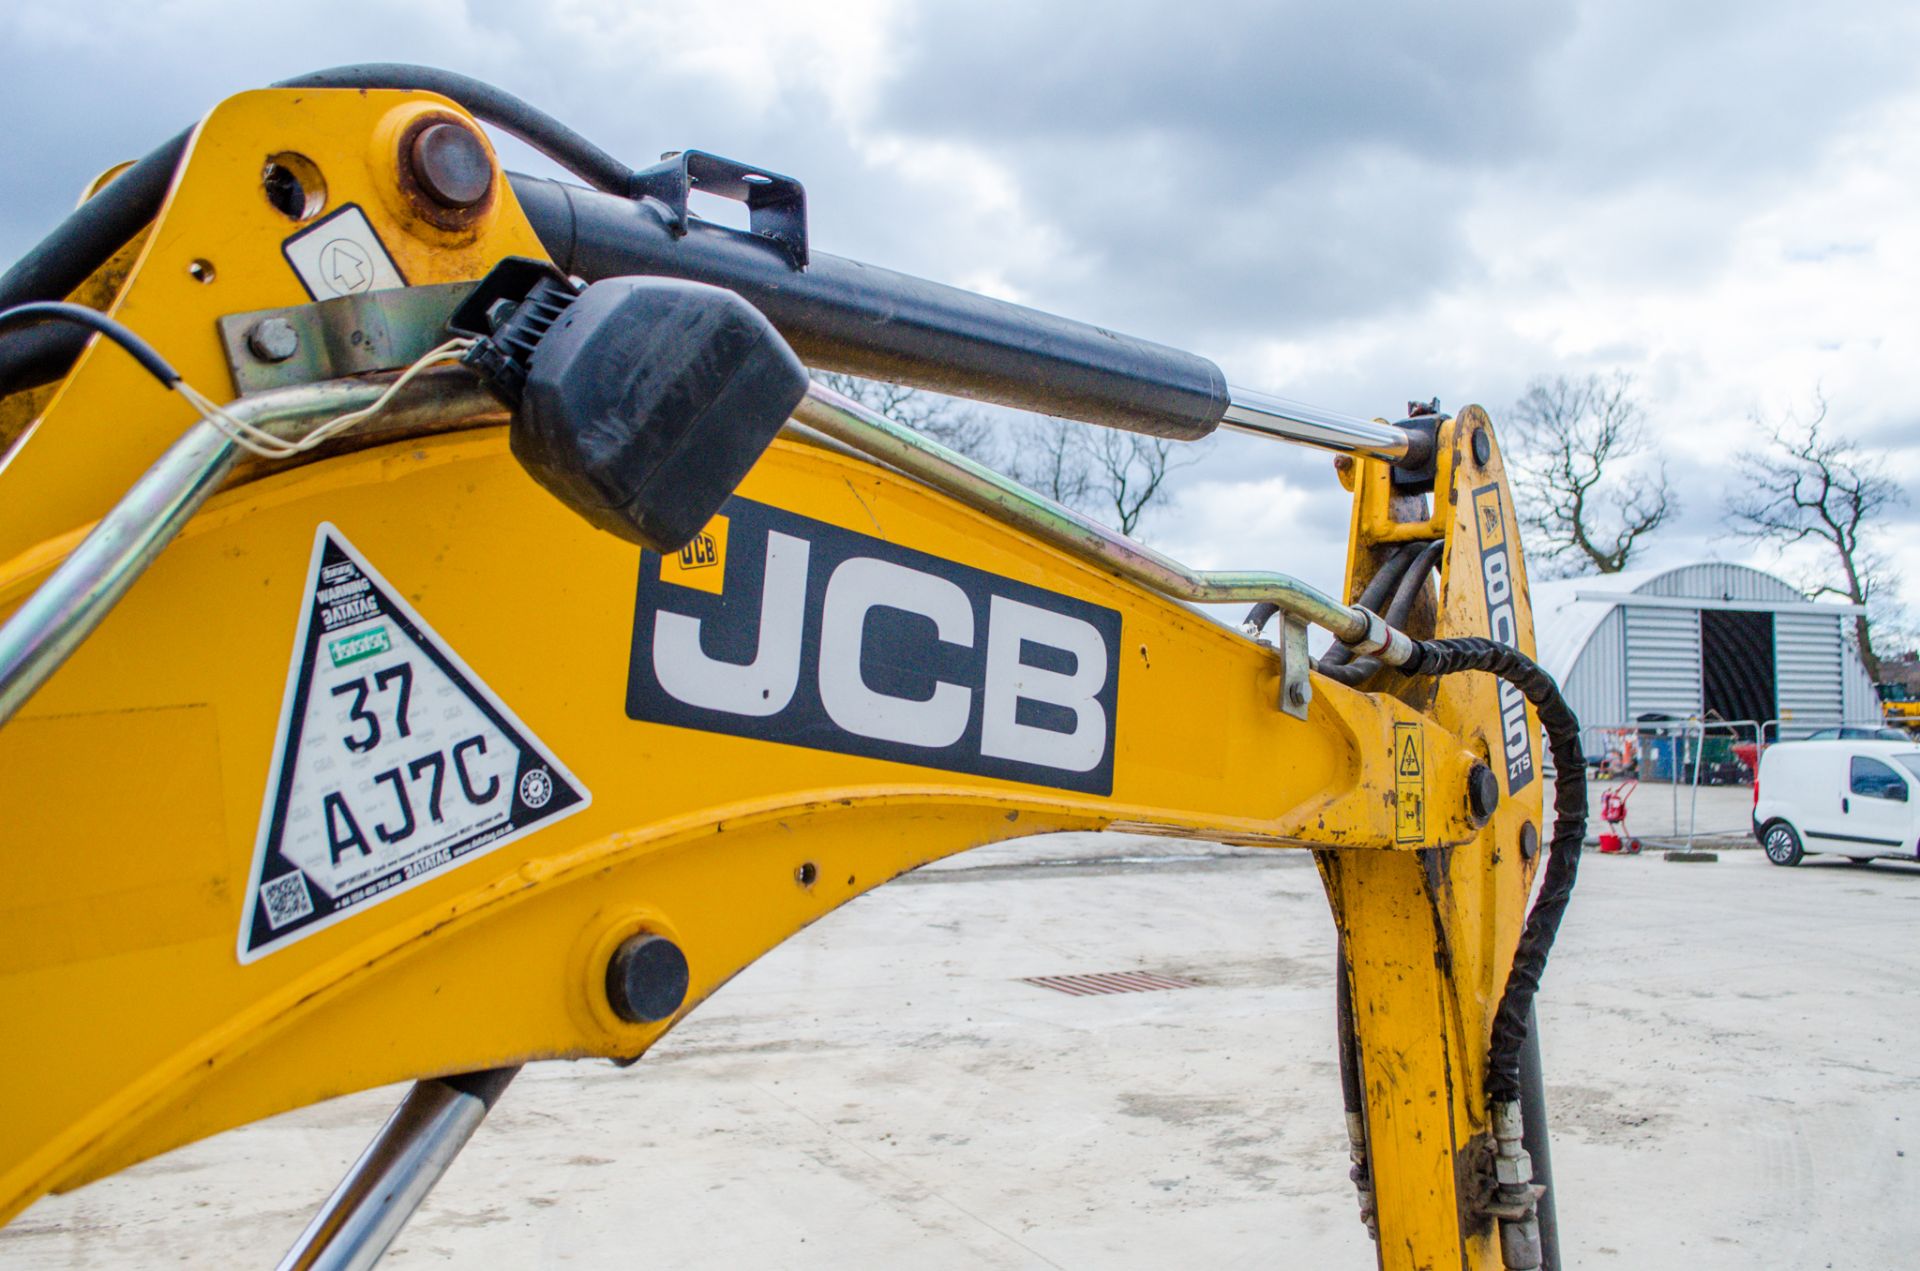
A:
[
  {"xmin": 653, "ymin": 531, "xmax": 810, "ymax": 716},
  {"xmin": 819, "ymin": 557, "xmax": 974, "ymax": 748},
  {"xmin": 981, "ymin": 595, "xmax": 1108, "ymax": 773}
]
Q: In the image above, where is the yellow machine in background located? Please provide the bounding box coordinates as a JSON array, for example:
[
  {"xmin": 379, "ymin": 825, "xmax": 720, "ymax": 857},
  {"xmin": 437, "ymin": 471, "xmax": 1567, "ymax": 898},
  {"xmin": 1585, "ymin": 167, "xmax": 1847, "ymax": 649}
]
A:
[{"xmin": 0, "ymin": 67, "xmax": 1582, "ymax": 1270}]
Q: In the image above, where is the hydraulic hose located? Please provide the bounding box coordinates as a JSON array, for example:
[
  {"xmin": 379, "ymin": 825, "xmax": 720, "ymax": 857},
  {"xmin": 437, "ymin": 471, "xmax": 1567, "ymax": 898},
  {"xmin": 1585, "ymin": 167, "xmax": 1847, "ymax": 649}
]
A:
[
  {"xmin": 1320, "ymin": 541, "xmax": 1443, "ymax": 691},
  {"xmin": 1244, "ymin": 539, "xmax": 1424, "ymax": 661},
  {"xmin": 1319, "ymin": 538, "xmax": 1444, "ymax": 686},
  {"xmin": 1397, "ymin": 636, "xmax": 1585, "ymax": 1104}
]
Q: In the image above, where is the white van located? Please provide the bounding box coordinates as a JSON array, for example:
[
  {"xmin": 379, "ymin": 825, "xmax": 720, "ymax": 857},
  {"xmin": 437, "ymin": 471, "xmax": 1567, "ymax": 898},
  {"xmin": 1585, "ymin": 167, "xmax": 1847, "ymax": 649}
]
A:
[{"xmin": 1753, "ymin": 739, "xmax": 1920, "ymax": 865}]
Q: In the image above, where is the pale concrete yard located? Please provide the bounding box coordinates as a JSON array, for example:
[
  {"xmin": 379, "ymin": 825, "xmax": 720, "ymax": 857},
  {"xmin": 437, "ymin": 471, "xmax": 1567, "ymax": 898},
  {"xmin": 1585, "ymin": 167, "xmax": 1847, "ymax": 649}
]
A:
[{"xmin": 4, "ymin": 832, "xmax": 1916, "ymax": 1269}]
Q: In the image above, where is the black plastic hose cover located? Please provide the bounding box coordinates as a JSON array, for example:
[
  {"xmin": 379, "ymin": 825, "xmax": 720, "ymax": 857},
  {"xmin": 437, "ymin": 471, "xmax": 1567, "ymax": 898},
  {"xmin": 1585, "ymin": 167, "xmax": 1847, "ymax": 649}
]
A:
[{"xmin": 509, "ymin": 275, "xmax": 807, "ymax": 553}]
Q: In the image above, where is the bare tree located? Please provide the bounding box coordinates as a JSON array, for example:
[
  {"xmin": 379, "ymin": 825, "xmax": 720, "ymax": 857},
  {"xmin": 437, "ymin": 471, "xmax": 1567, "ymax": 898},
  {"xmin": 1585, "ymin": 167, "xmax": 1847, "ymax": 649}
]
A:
[
  {"xmin": 1727, "ymin": 394, "xmax": 1907, "ymax": 679},
  {"xmin": 1007, "ymin": 418, "xmax": 1197, "ymax": 536},
  {"xmin": 1507, "ymin": 372, "xmax": 1676, "ymax": 575},
  {"xmin": 811, "ymin": 371, "xmax": 997, "ymax": 463}
]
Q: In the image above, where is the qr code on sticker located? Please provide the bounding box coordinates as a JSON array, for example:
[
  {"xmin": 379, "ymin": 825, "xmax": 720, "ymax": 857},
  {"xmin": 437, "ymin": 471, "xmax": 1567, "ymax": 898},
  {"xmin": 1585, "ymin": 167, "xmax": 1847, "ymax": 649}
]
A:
[{"xmin": 260, "ymin": 871, "xmax": 315, "ymax": 930}]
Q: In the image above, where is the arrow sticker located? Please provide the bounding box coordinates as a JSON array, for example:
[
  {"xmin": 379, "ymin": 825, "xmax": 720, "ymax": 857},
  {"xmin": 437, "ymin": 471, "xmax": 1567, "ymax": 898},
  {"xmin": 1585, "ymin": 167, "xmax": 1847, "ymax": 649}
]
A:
[{"xmin": 281, "ymin": 203, "xmax": 406, "ymax": 301}]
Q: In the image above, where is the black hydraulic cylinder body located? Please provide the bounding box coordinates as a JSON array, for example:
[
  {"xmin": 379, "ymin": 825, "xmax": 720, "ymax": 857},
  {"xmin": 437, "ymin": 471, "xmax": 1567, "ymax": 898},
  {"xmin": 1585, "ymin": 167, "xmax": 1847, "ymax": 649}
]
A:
[{"xmin": 508, "ymin": 173, "xmax": 1230, "ymax": 442}]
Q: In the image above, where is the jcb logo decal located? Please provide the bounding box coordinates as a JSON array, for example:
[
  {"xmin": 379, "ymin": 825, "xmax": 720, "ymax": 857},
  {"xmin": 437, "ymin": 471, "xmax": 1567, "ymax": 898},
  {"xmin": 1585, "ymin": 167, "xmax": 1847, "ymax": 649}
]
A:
[
  {"xmin": 659, "ymin": 516, "xmax": 729, "ymax": 595},
  {"xmin": 627, "ymin": 497, "xmax": 1122, "ymax": 794},
  {"xmin": 1472, "ymin": 482, "xmax": 1536, "ymax": 794}
]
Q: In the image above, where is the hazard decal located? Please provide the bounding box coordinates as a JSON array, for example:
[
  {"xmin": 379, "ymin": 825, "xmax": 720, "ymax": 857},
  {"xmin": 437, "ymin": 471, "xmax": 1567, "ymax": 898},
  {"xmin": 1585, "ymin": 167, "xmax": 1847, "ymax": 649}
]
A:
[
  {"xmin": 239, "ymin": 524, "xmax": 589, "ymax": 962},
  {"xmin": 1394, "ymin": 722, "xmax": 1425, "ymax": 845}
]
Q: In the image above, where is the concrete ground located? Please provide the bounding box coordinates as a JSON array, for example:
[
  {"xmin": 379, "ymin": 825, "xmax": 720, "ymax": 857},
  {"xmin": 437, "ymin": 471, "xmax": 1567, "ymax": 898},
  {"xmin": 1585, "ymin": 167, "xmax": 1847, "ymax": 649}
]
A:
[{"xmin": 4, "ymin": 832, "xmax": 1917, "ymax": 1270}]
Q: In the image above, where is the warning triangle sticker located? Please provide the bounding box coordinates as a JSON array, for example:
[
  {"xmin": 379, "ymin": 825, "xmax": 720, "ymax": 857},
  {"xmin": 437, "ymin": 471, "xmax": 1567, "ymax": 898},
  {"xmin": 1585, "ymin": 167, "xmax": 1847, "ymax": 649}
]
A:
[
  {"xmin": 1398, "ymin": 734, "xmax": 1422, "ymax": 776},
  {"xmin": 238, "ymin": 523, "xmax": 590, "ymax": 962}
]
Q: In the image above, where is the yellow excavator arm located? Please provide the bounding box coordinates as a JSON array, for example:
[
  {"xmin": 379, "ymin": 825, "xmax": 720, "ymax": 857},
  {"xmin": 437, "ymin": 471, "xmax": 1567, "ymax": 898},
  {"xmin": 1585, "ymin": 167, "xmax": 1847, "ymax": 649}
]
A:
[{"xmin": 0, "ymin": 68, "xmax": 1581, "ymax": 1270}]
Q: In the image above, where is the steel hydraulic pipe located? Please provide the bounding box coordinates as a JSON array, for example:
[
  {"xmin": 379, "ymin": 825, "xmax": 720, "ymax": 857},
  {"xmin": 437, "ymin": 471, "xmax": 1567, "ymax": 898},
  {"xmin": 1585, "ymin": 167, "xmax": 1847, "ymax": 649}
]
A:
[
  {"xmin": 278, "ymin": 1067, "xmax": 521, "ymax": 1271},
  {"xmin": 0, "ymin": 369, "xmax": 503, "ymax": 729},
  {"xmin": 793, "ymin": 382, "xmax": 1414, "ymax": 662},
  {"xmin": 1519, "ymin": 1005, "xmax": 1561, "ymax": 1271}
]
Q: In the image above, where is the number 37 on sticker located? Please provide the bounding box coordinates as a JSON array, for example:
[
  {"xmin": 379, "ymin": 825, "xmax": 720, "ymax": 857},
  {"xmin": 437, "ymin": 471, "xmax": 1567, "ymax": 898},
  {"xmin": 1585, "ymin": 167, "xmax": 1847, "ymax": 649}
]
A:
[{"xmin": 322, "ymin": 662, "xmax": 505, "ymax": 858}]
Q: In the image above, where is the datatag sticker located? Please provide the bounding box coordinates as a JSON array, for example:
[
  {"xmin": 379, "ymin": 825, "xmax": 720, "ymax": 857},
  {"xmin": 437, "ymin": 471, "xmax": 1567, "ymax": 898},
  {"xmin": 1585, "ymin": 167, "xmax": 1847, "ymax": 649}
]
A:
[{"xmin": 238, "ymin": 524, "xmax": 589, "ymax": 962}]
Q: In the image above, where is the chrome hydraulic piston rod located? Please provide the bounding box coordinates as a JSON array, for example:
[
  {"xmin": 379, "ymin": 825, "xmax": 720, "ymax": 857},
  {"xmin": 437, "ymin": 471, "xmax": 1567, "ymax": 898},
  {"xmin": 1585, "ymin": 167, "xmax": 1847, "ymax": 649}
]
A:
[
  {"xmin": 277, "ymin": 1067, "xmax": 520, "ymax": 1271},
  {"xmin": 1220, "ymin": 386, "xmax": 1424, "ymax": 463}
]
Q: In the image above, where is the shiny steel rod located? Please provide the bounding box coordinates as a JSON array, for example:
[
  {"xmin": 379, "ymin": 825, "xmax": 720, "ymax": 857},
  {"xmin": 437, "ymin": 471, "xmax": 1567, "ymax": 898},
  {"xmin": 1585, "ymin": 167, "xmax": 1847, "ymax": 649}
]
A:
[
  {"xmin": 1220, "ymin": 386, "xmax": 1421, "ymax": 462},
  {"xmin": 277, "ymin": 1067, "xmax": 521, "ymax": 1271},
  {"xmin": 0, "ymin": 368, "xmax": 503, "ymax": 729},
  {"xmin": 793, "ymin": 382, "xmax": 1415, "ymax": 665}
]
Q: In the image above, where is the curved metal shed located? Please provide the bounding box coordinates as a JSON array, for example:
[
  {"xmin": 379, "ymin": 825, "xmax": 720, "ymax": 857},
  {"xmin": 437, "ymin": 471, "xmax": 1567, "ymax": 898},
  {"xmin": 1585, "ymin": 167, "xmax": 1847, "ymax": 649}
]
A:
[{"xmin": 1531, "ymin": 561, "xmax": 1875, "ymax": 739}]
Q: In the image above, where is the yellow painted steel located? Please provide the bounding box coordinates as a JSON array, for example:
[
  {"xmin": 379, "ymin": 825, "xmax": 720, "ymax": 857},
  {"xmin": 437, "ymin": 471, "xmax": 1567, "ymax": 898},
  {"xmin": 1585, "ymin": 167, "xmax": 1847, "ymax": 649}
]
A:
[
  {"xmin": 0, "ymin": 86, "xmax": 546, "ymax": 569},
  {"xmin": 0, "ymin": 87, "xmax": 1546, "ymax": 1269},
  {"xmin": 1322, "ymin": 408, "xmax": 1546, "ymax": 1264}
]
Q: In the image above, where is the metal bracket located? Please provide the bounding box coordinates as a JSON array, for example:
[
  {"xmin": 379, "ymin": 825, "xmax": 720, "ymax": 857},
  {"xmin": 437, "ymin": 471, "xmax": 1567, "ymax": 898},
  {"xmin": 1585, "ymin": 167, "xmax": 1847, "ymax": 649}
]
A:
[
  {"xmin": 215, "ymin": 281, "xmax": 474, "ymax": 395},
  {"xmin": 629, "ymin": 149, "xmax": 809, "ymax": 269},
  {"xmin": 1281, "ymin": 617, "xmax": 1312, "ymax": 720}
]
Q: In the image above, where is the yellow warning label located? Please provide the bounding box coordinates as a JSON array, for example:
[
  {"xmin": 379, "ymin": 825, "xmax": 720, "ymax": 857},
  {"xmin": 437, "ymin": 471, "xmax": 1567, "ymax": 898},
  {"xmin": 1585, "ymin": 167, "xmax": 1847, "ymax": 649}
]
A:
[
  {"xmin": 659, "ymin": 514, "xmax": 729, "ymax": 594},
  {"xmin": 1394, "ymin": 722, "xmax": 1425, "ymax": 844},
  {"xmin": 1473, "ymin": 486, "xmax": 1506, "ymax": 551}
]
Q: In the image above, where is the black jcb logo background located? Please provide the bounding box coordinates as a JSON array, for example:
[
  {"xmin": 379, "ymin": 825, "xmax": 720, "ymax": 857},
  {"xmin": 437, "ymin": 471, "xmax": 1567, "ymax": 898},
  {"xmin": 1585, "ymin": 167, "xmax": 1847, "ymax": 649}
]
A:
[{"xmin": 627, "ymin": 498, "xmax": 1122, "ymax": 794}]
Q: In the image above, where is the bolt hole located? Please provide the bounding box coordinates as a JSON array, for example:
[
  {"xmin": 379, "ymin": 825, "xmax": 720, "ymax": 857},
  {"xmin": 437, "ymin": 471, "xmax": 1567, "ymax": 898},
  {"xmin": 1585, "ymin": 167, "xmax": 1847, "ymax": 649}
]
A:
[
  {"xmin": 187, "ymin": 259, "xmax": 216, "ymax": 285},
  {"xmin": 740, "ymin": 172, "xmax": 773, "ymax": 186},
  {"xmin": 794, "ymin": 862, "xmax": 818, "ymax": 888},
  {"xmin": 261, "ymin": 152, "xmax": 327, "ymax": 222}
]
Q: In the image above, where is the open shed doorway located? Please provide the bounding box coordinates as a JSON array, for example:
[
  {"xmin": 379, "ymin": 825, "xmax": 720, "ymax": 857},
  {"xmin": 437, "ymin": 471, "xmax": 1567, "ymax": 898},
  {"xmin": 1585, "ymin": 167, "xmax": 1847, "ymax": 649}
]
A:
[{"xmin": 1700, "ymin": 609, "xmax": 1776, "ymax": 727}]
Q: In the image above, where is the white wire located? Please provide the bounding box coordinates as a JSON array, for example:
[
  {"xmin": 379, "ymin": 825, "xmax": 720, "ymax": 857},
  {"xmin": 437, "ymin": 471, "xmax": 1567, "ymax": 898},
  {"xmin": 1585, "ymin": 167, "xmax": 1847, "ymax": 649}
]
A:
[{"xmin": 175, "ymin": 338, "xmax": 476, "ymax": 459}]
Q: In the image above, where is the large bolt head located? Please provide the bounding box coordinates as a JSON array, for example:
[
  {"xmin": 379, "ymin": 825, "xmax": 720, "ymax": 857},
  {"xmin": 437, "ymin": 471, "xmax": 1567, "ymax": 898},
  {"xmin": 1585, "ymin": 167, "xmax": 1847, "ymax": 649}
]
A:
[
  {"xmin": 1468, "ymin": 763, "xmax": 1501, "ymax": 825},
  {"xmin": 605, "ymin": 934, "xmax": 690, "ymax": 1024},
  {"xmin": 409, "ymin": 122, "xmax": 493, "ymax": 209}
]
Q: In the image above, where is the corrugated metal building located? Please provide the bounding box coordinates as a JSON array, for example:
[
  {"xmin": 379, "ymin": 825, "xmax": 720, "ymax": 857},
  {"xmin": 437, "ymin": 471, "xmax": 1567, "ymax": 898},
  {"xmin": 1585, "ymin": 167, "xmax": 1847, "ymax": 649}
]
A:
[{"xmin": 1533, "ymin": 563, "xmax": 1875, "ymax": 746}]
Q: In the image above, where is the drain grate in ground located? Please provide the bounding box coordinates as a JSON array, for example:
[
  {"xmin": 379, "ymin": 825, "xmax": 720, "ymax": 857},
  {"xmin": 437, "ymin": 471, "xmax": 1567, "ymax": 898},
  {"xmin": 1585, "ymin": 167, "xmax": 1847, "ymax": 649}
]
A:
[{"xmin": 1021, "ymin": 971, "xmax": 1202, "ymax": 997}]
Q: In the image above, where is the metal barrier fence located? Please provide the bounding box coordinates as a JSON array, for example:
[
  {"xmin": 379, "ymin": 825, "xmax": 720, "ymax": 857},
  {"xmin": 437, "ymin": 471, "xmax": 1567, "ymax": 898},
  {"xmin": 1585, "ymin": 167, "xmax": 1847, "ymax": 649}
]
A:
[{"xmin": 1549, "ymin": 715, "xmax": 1918, "ymax": 849}]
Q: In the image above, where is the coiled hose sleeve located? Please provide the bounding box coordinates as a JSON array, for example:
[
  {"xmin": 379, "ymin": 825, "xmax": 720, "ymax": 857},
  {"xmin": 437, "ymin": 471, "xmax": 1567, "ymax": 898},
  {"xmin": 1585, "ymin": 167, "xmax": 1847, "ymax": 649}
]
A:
[{"xmin": 1397, "ymin": 636, "xmax": 1586, "ymax": 1104}]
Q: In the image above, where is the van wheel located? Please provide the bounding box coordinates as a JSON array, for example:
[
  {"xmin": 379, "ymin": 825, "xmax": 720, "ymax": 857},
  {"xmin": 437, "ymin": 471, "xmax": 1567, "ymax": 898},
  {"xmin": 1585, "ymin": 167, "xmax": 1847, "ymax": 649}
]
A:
[{"xmin": 1762, "ymin": 822, "xmax": 1804, "ymax": 866}]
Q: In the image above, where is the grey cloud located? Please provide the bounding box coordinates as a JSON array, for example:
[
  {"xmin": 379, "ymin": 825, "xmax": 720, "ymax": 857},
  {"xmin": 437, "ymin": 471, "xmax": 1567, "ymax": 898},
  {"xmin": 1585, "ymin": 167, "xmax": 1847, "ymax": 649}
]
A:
[
  {"xmin": 884, "ymin": 1, "xmax": 1569, "ymax": 165},
  {"xmin": 857, "ymin": 1, "xmax": 1920, "ymax": 351}
]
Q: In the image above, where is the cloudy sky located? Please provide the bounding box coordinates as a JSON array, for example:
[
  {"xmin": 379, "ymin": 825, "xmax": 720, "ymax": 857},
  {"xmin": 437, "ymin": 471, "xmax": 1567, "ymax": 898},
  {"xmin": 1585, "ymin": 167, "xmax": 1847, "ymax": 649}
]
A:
[{"xmin": 5, "ymin": 1, "xmax": 1919, "ymax": 628}]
